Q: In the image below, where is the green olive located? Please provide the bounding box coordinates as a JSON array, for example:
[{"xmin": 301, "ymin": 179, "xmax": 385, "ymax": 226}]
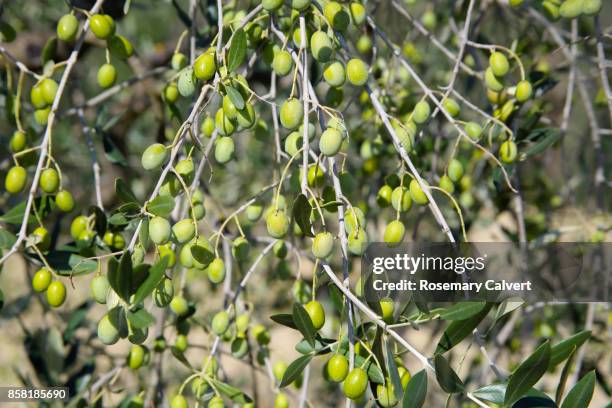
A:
[
  {"xmin": 284, "ymin": 132, "xmax": 303, "ymax": 156},
  {"xmin": 324, "ymin": 1, "xmax": 350, "ymax": 31},
  {"xmin": 57, "ymin": 14, "xmax": 79, "ymax": 42},
  {"xmin": 439, "ymin": 175, "xmax": 455, "ymax": 194},
  {"xmin": 350, "ymin": 2, "xmax": 366, "ymax": 25},
  {"xmin": 323, "ymin": 60, "xmax": 346, "ymax": 87},
  {"xmin": 194, "ymin": 51, "xmax": 216, "ymax": 81},
  {"xmin": 107, "ymin": 35, "xmax": 134, "ymax": 60},
  {"xmin": 447, "ymin": 158, "xmax": 464, "ymax": 182},
  {"xmin": 344, "ymin": 207, "xmax": 365, "ymax": 234},
  {"xmin": 443, "ymin": 98, "xmax": 461, "ymax": 117},
  {"xmin": 343, "ymin": 368, "xmax": 368, "ymax": 400},
  {"xmin": 409, "ymin": 179, "xmax": 429, "ymax": 205},
  {"xmin": 266, "ymin": 209, "xmax": 290, "ymax": 238},
  {"xmin": 327, "ymin": 354, "xmax": 349, "ymax": 382},
  {"xmin": 559, "ymin": 0, "xmax": 583, "ymax": 18},
  {"xmin": 274, "ymin": 393, "xmax": 289, "ymax": 408},
  {"xmin": 5, "ymin": 165, "xmax": 27, "ymax": 194},
  {"xmin": 10, "ymin": 130, "xmax": 26, "ymax": 153},
  {"xmin": 262, "ymin": 0, "xmax": 284, "ymax": 12},
  {"xmin": 311, "ymin": 31, "xmax": 333, "ymax": 62},
  {"xmin": 412, "ymin": 100, "xmax": 431, "ymax": 124},
  {"xmin": 207, "ymin": 257, "xmax": 226, "ymax": 284},
  {"xmin": 97, "ymin": 313, "xmax": 120, "ymax": 345},
  {"xmin": 149, "ymin": 216, "xmax": 172, "ymax": 245},
  {"xmin": 97, "ymin": 63, "xmax": 117, "ymax": 88},
  {"xmin": 47, "ymin": 280, "xmax": 66, "ymax": 307},
  {"xmin": 384, "ymin": 220, "xmax": 405, "ymax": 243},
  {"xmin": 177, "ymin": 67, "xmax": 196, "ymax": 97},
  {"xmin": 32, "ymin": 268, "xmax": 52, "ymax": 292},
  {"xmin": 40, "ymin": 168, "xmax": 60, "ymax": 193},
  {"xmin": 232, "ymin": 236, "xmax": 250, "ymax": 260},
  {"xmin": 304, "ymin": 300, "xmax": 325, "ymax": 330},
  {"xmin": 515, "ymin": 80, "xmax": 533, "ymax": 102},
  {"xmin": 55, "ymin": 190, "xmax": 75, "ymax": 212},
  {"xmin": 312, "ymin": 231, "xmax": 334, "ymax": 259},
  {"xmin": 171, "ymin": 52, "xmax": 188, "ymax": 70},
  {"xmin": 90, "ymin": 275, "xmax": 110, "ymax": 304},
  {"xmin": 212, "ymin": 310, "xmax": 230, "ymax": 335},
  {"xmin": 346, "ymin": 58, "xmax": 368, "ymax": 86},
  {"xmin": 90, "ymin": 14, "xmax": 115, "ymax": 39},
  {"xmin": 170, "ymin": 296, "xmax": 189, "ymax": 316},
  {"xmin": 485, "ymin": 67, "xmax": 505, "ymax": 92},
  {"xmin": 215, "ymin": 108, "xmax": 236, "ymax": 136},
  {"xmin": 582, "ymin": 0, "xmax": 602, "ymax": 15},
  {"xmin": 272, "ymin": 50, "xmax": 293, "ymax": 76},
  {"xmin": 280, "ymin": 98, "xmax": 304, "ymax": 130},
  {"xmin": 170, "ymin": 395, "xmax": 187, "ymax": 408},
  {"xmin": 32, "ymin": 227, "xmax": 51, "ymax": 251},
  {"xmin": 499, "ymin": 140, "xmax": 518, "ymax": 164},
  {"xmin": 172, "ymin": 219, "xmax": 196, "ymax": 244},
  {"xmin": 154, "ymin": 277, "xmax": 174, "ymax": 307},
  {"xmin": 489, "ymin": 51, "xmax": 510, "ymax": 77},
  {"xmin": 246, "ymin": 203, "xmax": 263, "ymax": 222},
  {"xmin": 237, "ymin": 103, "xmax": 256, "ymax": 129},
  {"xmin": 141, "ymin": 143, "xmax": 168, "ymax": 170},
  {"xmin": 40, "ymin": 78, "xmax": 58, "ymax": 105},
  {"xmin": 319, "ymin": 128, "xmax": 343, "ymax": 156},
  {"xmin": 128, "ymin": 345, "xmax": 146, "ymax": 369},
  {"xmin": 214, "ymin": 136, "xmax": 235, "ymax": 164},
  {"xmin": 376, "ymin": 382, "xmax": 398, "ymax": 407},
  {"xmin": 391, "ymin": 186, "xmax": 412, "ymax": 212},
  {"xmin": 464, "ymin": 122, "xmax": 483, "ymax": 140}
]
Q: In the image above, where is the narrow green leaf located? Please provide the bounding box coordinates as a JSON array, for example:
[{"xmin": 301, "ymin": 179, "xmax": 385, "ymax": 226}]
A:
[
  {"xmin": 384, "ymin": 337, "xmax": 403, "ymax": 401},
  {"xmin": 147, "ymin": 195, "xmax": 175, "ymax": 217},
  {"xmin": 523, "ymin": 128, "xmax": 561, "ymax": 158},
  {"xmin": 493, "ymin": 297, "xmax": 524, "ymax": 322},
  {"xmin": 107, "ymin": 257, "xmax": 121, "ymax": 299},
  {"xmin": 131, "ymin": 256, "xmax": 168, "ymax": 306},
  {"xmin": 191, "ymin": 244, "xmax": 215, "ymax": 268},
  {"xmin": 226, "ymin": 86, "xmax": 245, "ymax": 110},
  {"xmin": 292, "ymin": 303, "xmax": 316, "ymax": 347},
  {"xmin": 504, "ymin": 341, "xmax": 551, "ymax": 406},
  {"xmin": 433, "ymin": 354, "xmax": 464, "ymax": 394},
  {"xmin": 435, "ymin": 303, "xmax": 492, "ymax": 354},
  {"xmin": 280, "ymin": 355, "xmax": 312, "ymax": 387},
  {"xmin": 208, "ymin": 378, "xmax": 252, "ymax": 404},
  {"xmin": 472, "ymin": 383, "xmax": 554, "ymax": 405},
  {"xmin": 108, "ymin": 213, "xmax": 129, "ymax": 226},
  {"xmin": 402, "ymin": 370, "xmax": 427, "ymax": 408},
  {"xmin": 116, "ymin": 251, "xmax": 134, "ymax": 301},
  {"xmin": 41, "ymin": 37, "xmax": 57, "ymax": 64},
  {"xmin": 270, "ymin": 313, "xmax": 297, "ymax": 330},
  {"xmin": 295, "ymin": 337, "xmax": 334, "ymax": 355},
  {"xmin": 439, "ymin": 301, "xmax": 487, "ymax": 321},
  {"xmin": 227, "ymin": 29, "xmax": 247, "ymax": 72},
  {"xmin": 102, "ymin": 133, "xmax": 128, "ymax": 167},
  {"xmin": 292, "ymin": 194, "xmax": 314, "ymax": 237},
  {"xmin": 555, "ymin": 346, "xmax": 577, "ymax": 405},
  {"xmin": 549, "ymin": 330, "xmax": 591, "ymax": 369},
  {"xmin": 561, "ymin": 371, "xmax": 596, "ymax": 408},
  {"xmin": 0, "ymin": 229, "xmax": 17, "ymax": 249}
]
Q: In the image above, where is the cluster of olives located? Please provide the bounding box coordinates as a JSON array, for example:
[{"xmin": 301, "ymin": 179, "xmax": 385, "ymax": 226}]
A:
[
  {"xmin": 31, "ymin": 267, "xmax": 66, "ymax": 307},
  {"xmin": 526, "ymin": 0, "xmax": 603, "ymax": 19}
]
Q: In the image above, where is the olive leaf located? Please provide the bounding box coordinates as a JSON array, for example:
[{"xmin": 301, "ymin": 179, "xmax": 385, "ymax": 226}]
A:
[
  {"xmin": 209, "ymin": 378, "xmax": 252, "ymax": 405},
  {"xmin": 292, "ymin": 194, "xmax": 314, "ymax": 237},
  {"xmin": 127, "ymin": 308, "xmax": 155, "ymax": 329},
  {"xmin": 435, "ymin": 303, "xmax": 492, "ymax": 354},
  {"xmin": 433, "ymin": 354, "xmax": 464, "ymax": 394},
  {"xmin": 115, "ymin": 178, "xmax": 139, "ymax": 204},
  {"xmin": 280, "ymin": 355, "xmax": 312, "ymax": 387},
  {"xmin": 548, "ymin": 330, "xmax": 591, "ymax": 369},
  {"xmin": 131, "ymin": 256, "xmax": 168, "ymax": 306},
  {"xmin": 226, "ymin": 85, "xmax": 245, "ymax": 110},
  {"xmin": 270, "ymin": 313, "xmax": 297, "ymax": 330},
  {"xmin": 504, "ymin": 340, "xmax": 551, "ymax": 406},
  {"xmin": 227, "ymin": 28, "xmax": 247, "ymax": 72},
  {"xmin": 560, "ymin": 371, "xmax": 595, "ymax": 408},
  {"xmin": 0, "ymin": 229, "xmax": 17, "ymax": 249},
  {"xmin": 439, "ymin": 301, "xmax": 487, "ymax": 321},
  {"xmin": 402, "ymin": 370, "xmax": 427, "ymax": 408},
  {"xmin": 292, "ymin": 303, "xmax": 316, "ymax": 347},
  {"xmin": 147, "ymin": 195, "xmax": 175, "ymax": 217}
]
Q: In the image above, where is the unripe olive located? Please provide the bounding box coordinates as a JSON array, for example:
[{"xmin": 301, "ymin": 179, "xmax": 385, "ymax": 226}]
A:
[
  {"xmin": 207, "ymin": 257, "xmax": 226, "ymax": 284},
  {"xmin": 395, "ymin": 123, "xmax": 415, "ymax": 152},
  {"xmin": 344, "ymin": 207, "xmax": 365, "ymax": 234},
  {"xmin": 356, "ymin": 35, "xmax": 372, "ymax": 54},
  {"xmin": 246, "ymin": 203, "xmax": 263, "ymax": 222},
  {"xmin": 170, "ymin": 296, "xmax": 189, "ymax": 316},
  {"xmin": 149, "ymin": 216, "xmax": 172, "ymax": 245},
  {"xmin": 421, "ymin": 10, "xmax": 437, "ymax": 30},
  {"xmin": 211, "ymin": 310, "xmax": 230, "ymax": 335},
  {"xmin": 215, "ymin": 108, "xmax": 236, "ymax": 136},
  {"xmin": 201, "ymin": 115, "xmax": 215, "ymax": 137},
  {"xmin": 485, "ymin": 67, "xmax": 505, "ymax": 92},
  {"xmin": 171, "ymin": 53, "xmax": 188, "ymax": 71},
  {"xmin": 350, "ymin": 2, "xmax": 366, "ymax": 25},
  {"xmin": 128, "ymin": 345, "xmax": 146, "ymax": 369},
  {"xmin": 214, "ymin": 136, "xmax": 235, "ymax": 164},
  {"xmin": 57, "ymin": 14, "xmax": 78, "ymax": 42},
  {"xmin": 107, "ymin": 35, "xmax": 134, "ymax": 59},
  {"xmin": 170, "ymin": 395, "xmax": 187, "ymax": 408},
  {"xmin": 346, "ymin": 58, "xmax": 368, "ymax": 86},
  {"xmin": 141, "ymin": 143, "xmax": 168, "ymax": 170},
  {"xmin": 10, "ymin": 130, "xmax": 26, "ymax": 153},
  {"xmin": 5, "ymin": 165, "xmax": 27, "ymax": 194},
  {"xmin": 447, "ymin": 159, "xmax": 464, "ymax": 182},
  {"xmin": 377, "ymin": 185, "xmax": 393, "ymax": 207},
  {"xmin": 343, "ymin": 368, "xmax": 368, "ymax": 400},
  {"xmin": 32, "ymin": 227, "xmax": 51, "ymax": 251},
  {"xmin": 39, "ymin": 168, "xmax": 60, "ymax": 194},
  {"xmin": 311, "ymin": 31, "xmax": 333, "ymax": 62},
  {"xmin": 32, "ymin": 268, "xmax": 52, "ymax": 292},
  {"xmin": 398, "ymin": 366, "xmax": 411, "ymax": 389},
  {"xmin": 154, "ymin": 277, "xmax": 174, "ymax": 307},
  {"xmin": 327, "ymin": 354, "xmax": 349, "ymax": 382},
  {"xmin": 443, "ymin": 98, "xmax": 461, "ymax": 117},
  {"xmin": 235, "ymin": 313, "xmax": 250, "ymax": 333},
  {"xmin": 103, "ymin": 231, "xmax": 126, "ymax": 250},
  {"xmin": 252, "ymin": 323, "xmax": 270, "ymax": 345},
  {"xmin": 543, "ymin": 0, "xmax": 561, "ymax": 20},
  {"xmin": 489, "ymin": 52, "xmax": 510, "ymax": 77},
  {"xmin": 348, "ymin": 228, "xmax": 368, "ymax": 255},
  {"xmin": 280, "ymin": 98, "xmax": 304, "ymax": 130},
  {"xmin": 163, "ymin": 82, "xmax": 179, "ymax": 103},
  {"xmin": 262, "ymin": 0, "xmax": 284, "ymax": 12},
  {"xmin": 499, "ymin": 140, "xmax": 518, "ymax": 164},
  {"xmin": 40, "ymin": 78, "xmax": 58, "ymax": 105},
  {"xmin": 384, "ymin": 220, "xmax": 405, "ymax": 243},
  {"xmin": 70, "ymin": 215, "xmax": 88, "ymax": 239},
  {"xmin": 194, "ymin": 52, "xmax": 216, "ymax": 81},
  {"xmin": 412, "ymin": 100, "xmax": 431, "ymax": 124},
  {"xmin": 307, "ymin": 165, "xmax": 324, "ymax": 188},
  {"xmin": 324, "ymin": 2, "xmax": 350, "ymax": 31},
  {"xmin": 409, "ymin": 179, "xmax": 429, "ymax": 205},
  {"xmin": 177, "ymin": 67, "xmax": 196, "ymax": 97},
  {"xmin": 45, "ymin": 280, "xmax": 66, "ymax": 307},
  {"xmin": 319, "ymin": 128, "xmax": 343, "ymax": 156},
  {"xmin": 156, "ymin": 244, "xmax": 175, "ymax": 267},
  {"xmin": 172, "ymin": 219, "xmax": 196, "ymax": 244},
  {"xmin": 391, "ymin": 186, "xmax": 412, "ymax": 212},
  {"xmin": 559, "ymin": 0, "xmax": 583, "ymax": 18},
  {"xmin": 284, "ymin": 132, "xmax": 303, "ymax": 156},
  {"xmin": 312, "ymin": 231, "xmax": 334, "ymax": 259},
  {"xmin": 97, "ymin": 64, "xmax": 117, "ymax": 88},
  {"xmin": 173, "ymin": 334, "xmax": 187, "ymax": 352},
  {"xmin": 97, "ymin": 313, "xmax": 120, "ymax": 345},
  {"xmin": 222, "ymin": 95, "xmax": 238, "ymax": 120},
  {"xmin": 273, "ymin": 240, "xmax": 288, "ymax": 259},
  {"xmin": 323, "ymin": 60, "xmax": 346, "ymax": 87},
  {"xmin": 582, "ymin": 0, "xmax": 602, "ymax": 15},
  {"xmin": 273, "ymin": 360, "xmax": 288, "ymax": 382},
  {"xmin": 272, "ymin": 50, "xmax": 293, "ymax": 76},
  {"xmin": 304, "ymin": 300, "xmax": 325, "ymax": 330},
  {"xmin": 465, "ymin": 122, "xmax": 483, "ymax": 140},
  {"xmin": 439, "ymin": 175, "xmax": 455, "ymax": 194},
  {"xmin": 90, "ymin": 14, "xmax": 115, "ymax": 39},
  {"xmin": 274, "ymin": 393, "xmax": 289, "ymax": 408},
  {"xmin": 266, "ymin": 209, "xmax": 290, "ymax": 238},
  {"xmin": 91, "ymin": 275, "xmax": 110, "ymax": 304},
  {"xmin": 377, "ymin": 382, "xmax": 398, "ymax": 407},
  {"xmin": 515, "ymin": 80, "xmax": 533, "ymax": 102},
  {"xmin": 34, "ymin": 107, "xmax": 50, "ymax": 125},
  {"xmin": 55, "ymin": 190, "xmax": 75, "ymax": 212},
  {"xmin": 380, "ymin": 299, "xmax": 394, "ymax": 323},
  {"xmin": 30, "ymin": 85, "xmax": 46, "ymax": 109}
]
